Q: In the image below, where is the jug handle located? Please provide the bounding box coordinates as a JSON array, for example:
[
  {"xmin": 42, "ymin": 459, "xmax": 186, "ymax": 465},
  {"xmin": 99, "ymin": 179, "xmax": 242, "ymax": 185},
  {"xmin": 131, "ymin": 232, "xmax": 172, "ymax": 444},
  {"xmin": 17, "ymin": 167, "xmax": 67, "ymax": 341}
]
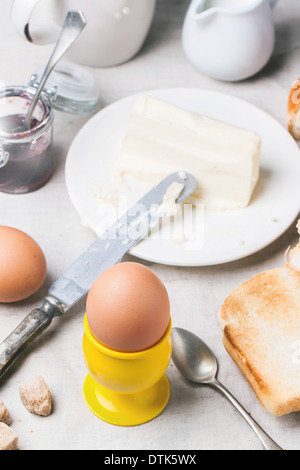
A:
[{"xmin": 11, "ymin": 0, "xmax": 61, "ymax": 45}]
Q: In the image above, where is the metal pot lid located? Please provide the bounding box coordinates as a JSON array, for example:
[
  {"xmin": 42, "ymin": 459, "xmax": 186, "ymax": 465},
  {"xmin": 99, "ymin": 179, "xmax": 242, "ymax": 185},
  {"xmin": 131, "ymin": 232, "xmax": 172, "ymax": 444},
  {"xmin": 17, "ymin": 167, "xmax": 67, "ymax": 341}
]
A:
[{"xmin": 29, "ymin": 61, "xmax": 100, "ymax": 115}]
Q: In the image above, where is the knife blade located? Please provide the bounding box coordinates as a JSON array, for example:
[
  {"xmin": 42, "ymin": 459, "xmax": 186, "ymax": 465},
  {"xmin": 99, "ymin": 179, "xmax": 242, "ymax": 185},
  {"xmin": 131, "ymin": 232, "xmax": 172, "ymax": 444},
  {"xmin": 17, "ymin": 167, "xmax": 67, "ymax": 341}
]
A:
[{"xmin": 0, "ymin": 172, "xmax": 197, "ymax": 382}]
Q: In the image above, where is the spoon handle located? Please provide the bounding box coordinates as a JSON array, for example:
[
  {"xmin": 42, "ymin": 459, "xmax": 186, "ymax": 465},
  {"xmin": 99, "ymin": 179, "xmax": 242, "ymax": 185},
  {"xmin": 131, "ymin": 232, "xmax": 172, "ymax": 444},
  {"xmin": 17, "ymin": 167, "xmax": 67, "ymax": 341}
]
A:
[
  {"xmin": 211, "ymin": 379, "xmax": 283, "ymax": 451},
  {"xmin": 26, "ymin": 10, "xmax": 86, "ymax": 129}
]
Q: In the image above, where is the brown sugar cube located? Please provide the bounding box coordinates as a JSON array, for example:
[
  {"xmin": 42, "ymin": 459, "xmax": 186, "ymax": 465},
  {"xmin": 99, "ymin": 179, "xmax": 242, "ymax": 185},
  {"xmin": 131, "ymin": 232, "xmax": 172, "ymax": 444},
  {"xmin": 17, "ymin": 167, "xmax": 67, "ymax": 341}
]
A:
[
  {"xmin": 0, "ymin": 400, "xmax": 11, "ymax": 425},
  {"xmin": 0, "ymin": 423, "xmax": 18, "ymax": 450},
  {"xmin": 19, "ymin": 376, "xmax": 52, "ymax": 417}
]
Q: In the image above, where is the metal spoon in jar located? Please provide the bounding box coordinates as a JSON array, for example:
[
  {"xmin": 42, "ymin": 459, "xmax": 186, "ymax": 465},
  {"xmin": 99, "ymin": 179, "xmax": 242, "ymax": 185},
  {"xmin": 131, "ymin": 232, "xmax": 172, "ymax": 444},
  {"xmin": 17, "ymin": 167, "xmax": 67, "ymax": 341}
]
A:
[
  {"xmin": 171, "ymin": 327, "xmax": 283, "ymax": 451},
  {"xmin": 23, "ymin": 10, "xmax": 87, "ymax": 131}
]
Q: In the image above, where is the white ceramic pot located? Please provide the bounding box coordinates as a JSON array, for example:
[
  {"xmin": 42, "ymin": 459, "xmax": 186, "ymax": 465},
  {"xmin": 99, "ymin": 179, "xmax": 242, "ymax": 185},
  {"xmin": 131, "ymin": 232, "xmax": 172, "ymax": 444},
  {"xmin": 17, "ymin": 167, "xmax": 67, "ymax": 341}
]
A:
[
  {"xmin": 11, "ymin": 0, "xmax": 157, "ymax": 68},
  {"xmin": 182, "ymin": 0, "xmax": 278, "ymax": 81}
]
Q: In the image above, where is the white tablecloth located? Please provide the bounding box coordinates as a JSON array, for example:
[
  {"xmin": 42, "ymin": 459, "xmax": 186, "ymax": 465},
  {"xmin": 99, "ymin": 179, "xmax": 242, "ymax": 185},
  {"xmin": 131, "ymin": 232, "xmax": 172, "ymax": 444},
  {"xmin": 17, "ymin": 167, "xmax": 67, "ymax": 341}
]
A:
[{"xmin": 0, "ymin": 0, "xmax": 299, "ymax": 450}]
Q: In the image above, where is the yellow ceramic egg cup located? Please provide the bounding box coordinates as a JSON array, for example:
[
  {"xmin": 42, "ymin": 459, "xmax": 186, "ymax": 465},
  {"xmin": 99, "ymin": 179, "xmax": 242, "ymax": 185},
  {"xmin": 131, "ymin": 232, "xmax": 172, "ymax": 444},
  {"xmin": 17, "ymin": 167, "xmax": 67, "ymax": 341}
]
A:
[{"xmin": 83, "ymin": 315, "xmax": 172, "ymax": 427}]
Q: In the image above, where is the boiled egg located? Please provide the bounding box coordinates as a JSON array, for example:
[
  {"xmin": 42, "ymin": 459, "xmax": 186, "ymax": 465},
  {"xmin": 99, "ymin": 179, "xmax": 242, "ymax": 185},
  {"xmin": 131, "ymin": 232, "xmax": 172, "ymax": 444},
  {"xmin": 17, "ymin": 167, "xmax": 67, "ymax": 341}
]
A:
[
  {"xmin": 86, "ymin": 262, "xmax": 170, "ymax": 352},
  {"xmin": 0, "ymin": 226, "xmax": 47, "ymax": 303}
]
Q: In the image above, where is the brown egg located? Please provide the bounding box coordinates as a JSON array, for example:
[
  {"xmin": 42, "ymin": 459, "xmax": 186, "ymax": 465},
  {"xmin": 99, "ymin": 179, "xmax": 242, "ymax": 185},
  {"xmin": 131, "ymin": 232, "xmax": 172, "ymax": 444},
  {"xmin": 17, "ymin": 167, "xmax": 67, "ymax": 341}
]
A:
[
  {"xmin": 86, "ymin": 262, "xmax": 170, "ymax": 352},
  {"xmin": 0, "ymin": 226, "xmax": 47, "ymax": 303}
]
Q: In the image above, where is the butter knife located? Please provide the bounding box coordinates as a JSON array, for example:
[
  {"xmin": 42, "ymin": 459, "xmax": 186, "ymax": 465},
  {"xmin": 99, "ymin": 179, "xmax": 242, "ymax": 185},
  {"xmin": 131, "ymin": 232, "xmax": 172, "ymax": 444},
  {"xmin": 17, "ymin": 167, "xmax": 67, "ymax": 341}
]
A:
[{"xmin": 0, "ymin": 172, "xmax": 197, "ymax": 382}]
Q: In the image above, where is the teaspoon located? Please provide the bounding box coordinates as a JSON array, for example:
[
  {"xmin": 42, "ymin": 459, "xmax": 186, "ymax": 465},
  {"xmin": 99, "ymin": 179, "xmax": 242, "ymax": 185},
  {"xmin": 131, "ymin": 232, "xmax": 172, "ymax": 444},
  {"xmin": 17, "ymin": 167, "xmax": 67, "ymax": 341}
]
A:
[
  {"xmin": 171, "ymin": 327, "xmax": 283, "ymax": 451},
  {"xmin": 24, "ymin": 10, "xmax": 87, "ymax": 131}
]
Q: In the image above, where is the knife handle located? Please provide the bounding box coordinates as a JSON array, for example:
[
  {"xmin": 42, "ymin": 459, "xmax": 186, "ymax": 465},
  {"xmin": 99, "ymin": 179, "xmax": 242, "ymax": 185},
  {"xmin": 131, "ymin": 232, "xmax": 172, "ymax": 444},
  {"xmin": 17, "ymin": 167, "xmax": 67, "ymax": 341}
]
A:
[{"xmin": 0, "ymin": 296, "xmax": 65, "ymax": 383}]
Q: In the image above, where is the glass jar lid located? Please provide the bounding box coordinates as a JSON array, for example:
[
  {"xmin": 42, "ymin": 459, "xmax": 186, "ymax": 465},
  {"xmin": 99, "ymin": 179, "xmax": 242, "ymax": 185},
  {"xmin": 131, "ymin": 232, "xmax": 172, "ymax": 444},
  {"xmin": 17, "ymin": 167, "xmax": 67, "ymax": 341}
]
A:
[{"xmin": 29, "ymin": 61, "xmax": 100, "ymax": 115}]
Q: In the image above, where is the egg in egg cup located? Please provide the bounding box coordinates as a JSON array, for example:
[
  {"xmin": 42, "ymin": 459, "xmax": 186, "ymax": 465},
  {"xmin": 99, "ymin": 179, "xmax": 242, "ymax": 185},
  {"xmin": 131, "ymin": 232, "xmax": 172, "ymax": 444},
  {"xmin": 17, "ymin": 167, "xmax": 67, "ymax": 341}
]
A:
[{"xmin": 82, "ymin": 315, "xmax": 172, "ymax": 426}]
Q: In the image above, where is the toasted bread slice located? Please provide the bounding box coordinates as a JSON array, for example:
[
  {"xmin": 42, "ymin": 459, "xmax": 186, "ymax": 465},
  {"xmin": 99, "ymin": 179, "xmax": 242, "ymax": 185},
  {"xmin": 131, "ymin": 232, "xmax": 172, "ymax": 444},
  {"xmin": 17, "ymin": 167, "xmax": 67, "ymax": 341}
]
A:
[
  {"xmin": 288, "ymin": 79, "xmax": 300, "ymax": 140},
  {"xmin": 286, "ymin": 220, "xmax": 300, "ymax": 273},
  {"xmin": 219, "ymin": 221, "xmax": 300, "ymax": 416}
]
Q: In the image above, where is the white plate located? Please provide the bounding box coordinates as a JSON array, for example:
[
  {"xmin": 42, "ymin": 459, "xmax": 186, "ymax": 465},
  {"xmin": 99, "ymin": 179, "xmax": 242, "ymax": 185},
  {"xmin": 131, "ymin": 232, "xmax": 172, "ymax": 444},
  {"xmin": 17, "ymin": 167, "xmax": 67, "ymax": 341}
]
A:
[{"xmin": 65, "ymin": 88, "xmax": 300, "ymax": 266}]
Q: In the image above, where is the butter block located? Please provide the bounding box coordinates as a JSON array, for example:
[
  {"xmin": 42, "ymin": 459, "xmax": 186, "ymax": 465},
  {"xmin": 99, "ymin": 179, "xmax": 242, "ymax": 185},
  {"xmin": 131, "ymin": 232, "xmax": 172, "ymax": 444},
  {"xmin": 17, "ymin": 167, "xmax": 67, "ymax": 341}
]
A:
[{"xmin": 114, "ymin": 95, "xmax": 261, "ymax": 210}]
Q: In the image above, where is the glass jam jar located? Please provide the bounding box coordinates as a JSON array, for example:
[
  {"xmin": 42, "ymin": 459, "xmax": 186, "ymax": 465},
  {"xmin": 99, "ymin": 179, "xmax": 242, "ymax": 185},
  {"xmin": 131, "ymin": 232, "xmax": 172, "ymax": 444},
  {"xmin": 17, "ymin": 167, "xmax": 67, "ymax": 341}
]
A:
[{"xmin": 0, "ymin": 86, "xmax": 54, "ymax": 194}]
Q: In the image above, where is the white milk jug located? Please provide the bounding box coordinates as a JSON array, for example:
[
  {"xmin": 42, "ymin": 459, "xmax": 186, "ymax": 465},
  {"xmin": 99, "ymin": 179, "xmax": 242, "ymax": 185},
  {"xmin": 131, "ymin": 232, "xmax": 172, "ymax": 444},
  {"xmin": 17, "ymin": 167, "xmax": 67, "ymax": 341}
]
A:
[{"xmin": 182, "ymin": 0, "xmax": 278, "ymax": 81}]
